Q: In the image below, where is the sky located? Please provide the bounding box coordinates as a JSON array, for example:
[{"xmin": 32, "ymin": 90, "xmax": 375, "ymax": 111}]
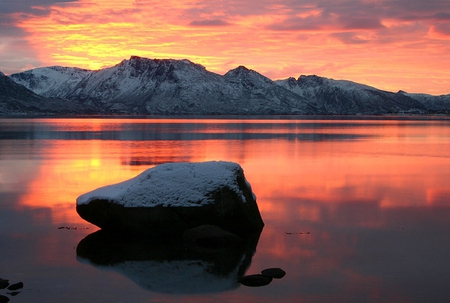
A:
[{"xmin": 0, "ymin": 0, "xmax": 449, "ymax": 95}]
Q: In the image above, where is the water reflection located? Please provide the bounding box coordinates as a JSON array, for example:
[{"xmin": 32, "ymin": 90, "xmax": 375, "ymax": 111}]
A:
[
  {"xmin": 1, "ymin": 117, "xmax": 450, "ymax": 302},
  {"xmin": 76, "ymin": 230, "xmax": 261, "ymax": 294}
]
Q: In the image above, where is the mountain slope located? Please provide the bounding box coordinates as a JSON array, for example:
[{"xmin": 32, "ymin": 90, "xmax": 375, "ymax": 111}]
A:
[
  {"xmin": 275, "ymin": 75, "xmax": 427, "ymax": 114},
  {"xmin": 223, "ymin": 66, "xmax": 318, "ymax": 114},
  {"xmin": 400, "ymin": 91, "xmax": 450, "ymax": 114},
  {"xmin": 9, "ymin": 66, "xmax": 92, "ymax": 98},
  {"xmin": 0, "ymin": 71, "xmax": 99, "ymax": 115}
]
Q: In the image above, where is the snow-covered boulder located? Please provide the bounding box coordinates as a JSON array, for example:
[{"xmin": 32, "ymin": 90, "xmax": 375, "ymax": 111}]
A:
[{"xmin": 76, "ymin": 161, "xmax": 264, "ymax": 236}]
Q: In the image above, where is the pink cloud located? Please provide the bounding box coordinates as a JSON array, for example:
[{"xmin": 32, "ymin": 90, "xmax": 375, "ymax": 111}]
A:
[
  {"xmin": 189, "ymin": 19, "xmax": 231, "ymax": 26},
  {"xmin": 1, "ymin": 0, "xmax": 449, "ymax": 94}
]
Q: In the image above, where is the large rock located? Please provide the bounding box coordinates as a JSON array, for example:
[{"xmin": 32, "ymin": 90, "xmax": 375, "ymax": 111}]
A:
[{"xmin": 76, "ymin": 161, "xmax": 264, "ymax": 237}]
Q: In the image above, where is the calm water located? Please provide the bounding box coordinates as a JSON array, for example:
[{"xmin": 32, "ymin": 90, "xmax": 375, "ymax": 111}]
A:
[{"xmin": 1, "ymin": 117, "xmax": 450, "ymax": 303}]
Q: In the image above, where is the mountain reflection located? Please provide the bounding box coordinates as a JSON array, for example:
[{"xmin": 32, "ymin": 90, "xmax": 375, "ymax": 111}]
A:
[{"xmin": 76, "ymin": 230, "xmax": 261, "ymax": 294}]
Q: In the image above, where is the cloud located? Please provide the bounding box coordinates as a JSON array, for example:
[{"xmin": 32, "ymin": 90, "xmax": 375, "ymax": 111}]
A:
[
  {"xmin": 0, "ymin": 37, "xmax": 42, "ymax": 74},
  {"xmin": 1, "ymin": 0, "xmax": 450, "ymax": 94},
  {"xmin": 266, "ymin": 0, "xmax": 387, "ymax": 32},
  {"xmin": 331, "ymin": 32, "xmax": 371, "ymax": 44},
  {"xmin": 432, "ymin": 12, "xmax": 450, "ymax": 21},
  {"xmin": 0, "ymin": 14, "xmax": 44, "ymax": 74},
  {"xmin": 267, "ymin": 15, "xmax": 384, "ymax": 32},
  {"xmin": 189, "ymin": 19, "xmax": 231, "ymax": 27},
  {"xmin": 0, "ymin": 0, "xmax": 76, "ymax": 14},
  {"xmin": 184, "ymin": 0, "xmax": 276, "ymax": 18},
  {"xmin": 339, "ymin": 16, "xmax": 385, "ymax": 30},
  {"xmin": 266, "ymin": 15, "xmax": 325, "ymax": 31},
  {"xmin": 434, "ymin": 22, "xmax": 450, "ymax": 36}
]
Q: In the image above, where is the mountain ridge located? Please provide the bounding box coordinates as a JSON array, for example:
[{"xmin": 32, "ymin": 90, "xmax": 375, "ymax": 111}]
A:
[
  {"xmin": 0, "ymin": 71, "xmax": 100, "ymax": 115},
  {"xmin": 2, "ymin": 56, "xmax": 450, "ymax": 116}
]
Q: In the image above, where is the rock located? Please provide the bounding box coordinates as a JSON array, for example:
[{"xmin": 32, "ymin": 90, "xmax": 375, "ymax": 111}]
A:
[
  {"xmin": 261, "ymin": 268, "xmax": 286, "ymax": 279},
  {"xmin": 76, "ymin": 161, "xmax": 264, "ymax": 237},
  {"xmin": 183, "ymin": 225, "xmax": 244, "ymax": 252},
  {"xmin": 0, "ymin": 295, "xmax": 9, "ymax": 303},
  {"xmin": 7, "ymin": 282, "xmax": 23, "ymax": 291},
  {"xmin": 0, "ymin": 279, "xmax": 8, "ymax": 289},
  {"xmin": 239, "ymin": 274, "xmax": 273, "ymax": 287}
]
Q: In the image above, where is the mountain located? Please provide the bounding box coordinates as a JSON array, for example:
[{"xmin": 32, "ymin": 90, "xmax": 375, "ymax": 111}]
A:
[
  {"xmin": 0, "ymin": 71, "xmax": 99, "ymax": 115},
  {"xmin": 10, "ymin": 57, "xmax": 315, "ymax": 115},
  {"xmin": 399, "ymin": 91, "xmax": 450, "ymax": 114},
  {"xmin": 8, "ymin": 66, "xmax": 92, "ymax": 99},
  {"xmin": 275, "ymin": 75, "xmax": 427, "ymax": 114},
  {"xmin": 5, "ymin": 56, "xmax": 450, "ymax": 116}
]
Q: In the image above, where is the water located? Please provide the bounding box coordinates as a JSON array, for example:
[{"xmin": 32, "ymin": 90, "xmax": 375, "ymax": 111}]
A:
[{"xmin": 1, "ymin": 116, "xmax": 450, "ymax": 303}]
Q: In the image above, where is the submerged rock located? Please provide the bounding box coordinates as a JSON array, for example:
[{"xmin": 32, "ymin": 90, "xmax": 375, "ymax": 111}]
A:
[
  {"xmin": 6, "ymin": 283, "xmax": 23, "ymax": 291},
  {"xmin": 239, "ymin": 274, "xmax": 273, "ymax": 287},
  {"xmin": 261, "ymin": 268, "xmax": 286, "ymax": 279},
  {"xmin": 76, "ymin": 161, "xmax": 264, "ymax": 237},
  {"xmin": 0, "ymin": 279, "xmax": 8, "ymax": 290}
]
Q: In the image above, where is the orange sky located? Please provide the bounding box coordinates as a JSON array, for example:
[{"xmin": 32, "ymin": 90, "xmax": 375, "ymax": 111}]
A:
[{"xmin": 1, "ymin": 0, "xmax": 450, "ymax": 95}]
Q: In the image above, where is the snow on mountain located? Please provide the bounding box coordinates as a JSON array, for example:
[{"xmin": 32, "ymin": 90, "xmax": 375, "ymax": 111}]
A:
[
  {"xmin": 1, "ymin": 71, "xmax": 44, "ymax": 114},
  {"xmin": 276, "ymin": 75, "xmax": 427, "ymax": 114},
  {"xmin": 399, "ymin": 91, "xmax": 450, "ymax": 113},
  {"xmin": 10, "ymin": 56, "xmax": 314, "ymax": 115},
  {"xmin": 0, "ymin": 71, "xmax": 98, "ymax": 115},
  {"xmin": 10, "ymin": 66, "xmax": 92, "ymax": 98},
  {"xmin": 5, "ymin": 56, "xmax": 449, "ymax": 116},
  {"xmin": 221, "ymin": 66, "xmax": 316, "ymax": 114},
  {"xmin": 11, "ymin": 57, "xmax": 224, "ymax": 114}
]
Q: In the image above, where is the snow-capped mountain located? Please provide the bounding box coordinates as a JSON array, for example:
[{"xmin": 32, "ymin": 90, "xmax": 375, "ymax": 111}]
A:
[
  {"xmin": 10, "ymin": 57, "xmax": 316, "ymax": 115},
  {"xmin": 0, "ymin": 71, "xmax": 98, "ymax": 115},
  {"xmin": 4, "ymin": 56, "xmax": 450, "ymax": 116},
  {"xmin": 275, "ymin": 75, "xmax": 427, "ymax": 114},
  {"xmin": 398, "ymin": 91, "xmax": 450, "ymax": 114},
  {"xmin": 10, "ymin": 66, "xmax": 92, "ymax": 99}
]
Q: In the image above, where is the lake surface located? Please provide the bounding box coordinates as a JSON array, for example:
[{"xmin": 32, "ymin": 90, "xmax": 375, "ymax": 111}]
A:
[{"xmin": 1, "ymin": 116, "xmax": 450, "ymax": 303}]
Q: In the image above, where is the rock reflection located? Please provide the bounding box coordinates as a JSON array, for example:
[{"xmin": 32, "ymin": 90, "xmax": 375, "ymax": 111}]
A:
[{"xmin": 76, "ymin": 230, "xmax": 261, "ymax": 294}]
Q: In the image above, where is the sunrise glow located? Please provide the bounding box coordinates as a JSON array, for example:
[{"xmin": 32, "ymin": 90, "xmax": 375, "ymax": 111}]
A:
[{"xmin": 1, "ymin": 0, "xmax": 449, "ymax": 95}]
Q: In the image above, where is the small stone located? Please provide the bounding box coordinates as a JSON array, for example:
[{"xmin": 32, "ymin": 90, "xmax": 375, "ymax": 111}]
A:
[
  {"xmin": 261, "ymin": 268, "xmax": 286, "ymax": 279},
  {"xmin": 7, "ymin": 282, "xmax": 23, "ymax": 291},
  {"xmin": 7, "ymin": 292, "xmax": 20, "ymax": 297},
  {"xmin": 0, "ymin": 295, "xmax": 9, "ymax": 303},
  {"xmin": 239, "ymin": 274, "xmax": 272, "ymax": 287},
  {"xmin": 0, "ymin": 278, "xmax": 8, "ymax": 289}
]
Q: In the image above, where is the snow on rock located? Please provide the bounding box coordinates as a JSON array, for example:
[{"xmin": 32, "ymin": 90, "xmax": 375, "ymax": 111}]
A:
[
  {"xmin": 77, "ymin": 161, "xmax": 247, "ymax": 207},
  {"xmin": 76, "ymin": 161, "xmax": 264, "ymax": 236}
]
